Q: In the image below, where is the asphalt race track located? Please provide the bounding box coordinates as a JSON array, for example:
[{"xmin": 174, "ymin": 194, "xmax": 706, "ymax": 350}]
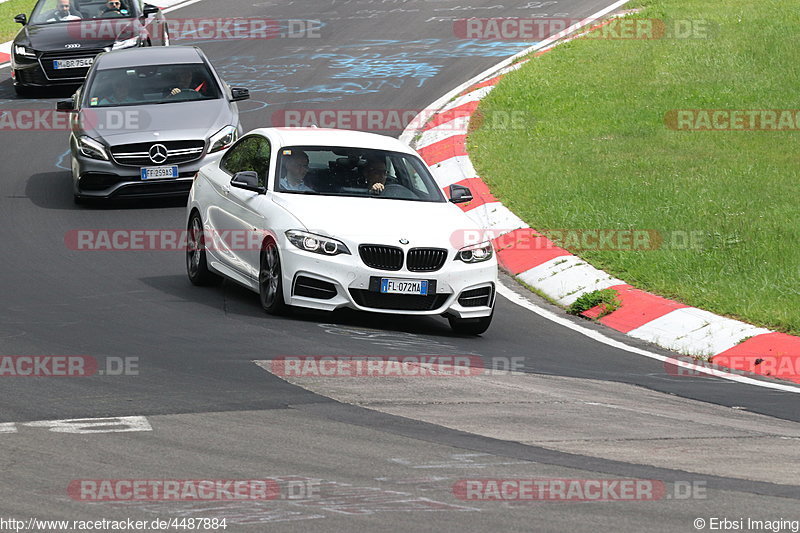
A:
[{"xmin": 0, "ymin": 1, "xmax": 798, "ymax": 531}]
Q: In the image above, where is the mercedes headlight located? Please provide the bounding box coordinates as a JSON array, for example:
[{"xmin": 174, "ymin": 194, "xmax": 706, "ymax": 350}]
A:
[
  {"xmin": 286, "ymin": 230, "xmax": 350, "ymax": 256},
  {"xmin": 111, "ymin": 37, "xmax": 139, "ymax": 50},
  {"xmin": 456, "ymin": 241, "xmax": 493, "ymax": 263},
  {"xmin": 14, "ymin": 45, "xmax": 35, "ymax": 58},
  {"xmin": 208, "ymin": 126, "xmax": 238, "ymax": 153},
  {"xmin": 77, "ymin": 135, "xmax": 109, "ymax": 161}
]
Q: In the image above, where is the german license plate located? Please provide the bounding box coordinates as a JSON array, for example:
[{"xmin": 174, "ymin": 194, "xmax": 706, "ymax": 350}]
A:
[
  {"xmin": 380, "ymin": 278, "xmax": 428, "ymax": 295},
  {"xmin": 141, "ymin": 166, "xmax": 178, "ymax": 180},
  {"xmin": 53, "ymin": 58, "xmax": 93, "ymax": 69}
]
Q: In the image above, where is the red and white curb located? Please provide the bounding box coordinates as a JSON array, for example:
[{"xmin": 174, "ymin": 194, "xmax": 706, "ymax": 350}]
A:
[
  {"xmin": 401, "ymin": 4, "xmax": 800, "ymax": 384},
  {"xmin": 0, "ymin": 41, "xmax": 10, "ymax": 65}
]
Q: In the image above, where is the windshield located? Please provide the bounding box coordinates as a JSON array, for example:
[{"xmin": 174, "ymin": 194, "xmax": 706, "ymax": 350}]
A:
[
  {"xmin": 86, "ymin": 64, "xmax": 222, "ymax": 108},
  {"xmin": 275, "ymin": 146, "xmax": 446, "ymax": 203},
  {"xmin": 30, "ymin": 0, "xmax": 135, "ymax": 24}
]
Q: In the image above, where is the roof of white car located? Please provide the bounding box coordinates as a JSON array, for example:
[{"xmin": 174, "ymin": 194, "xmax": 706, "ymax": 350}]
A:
[{"xmin": 248, "ymin": 127, "xmax": 418, "ymax": 155}]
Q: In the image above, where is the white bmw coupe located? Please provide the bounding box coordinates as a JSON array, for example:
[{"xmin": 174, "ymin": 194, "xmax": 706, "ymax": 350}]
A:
[{"xmin": 186, "ymin": 128, "xmax": 497, "ymax": 334}]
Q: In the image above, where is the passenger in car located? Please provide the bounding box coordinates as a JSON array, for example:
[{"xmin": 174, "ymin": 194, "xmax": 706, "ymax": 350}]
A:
[
  {"xmin": 44, "ymin": 0, "xmax": 82, "ymax": 21},
  {"xmin": 97, "ymin": 78, "xmax": 135, "ymax": 106},
  {"xmin": 279, "ymin": 150, "xmax": 314, "ymax": 192}
]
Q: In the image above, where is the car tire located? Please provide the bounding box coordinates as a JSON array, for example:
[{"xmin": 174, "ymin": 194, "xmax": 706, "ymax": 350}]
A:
[
  {"xmin": 259, "ymin": 239, "xmax": 287, "ymax": 315},
  {"xmin": 448, "ymin": 311, "xmax": 493, "ymax": 335},
  {"xmin": 186, "ymin": 212, "xmax": 221, "ymax": 286}
]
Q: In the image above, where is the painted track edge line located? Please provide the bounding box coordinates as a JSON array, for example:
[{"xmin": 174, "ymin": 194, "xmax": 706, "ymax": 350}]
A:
[
  {"xmin": 398, "ymin": 0, "xmax": 800, "ymax": 393},
  {"xmin": 399, "ymin": 0, "xmax": 632, "ymax": 145},
  {"xmin": 496, "ymin": 284, "xmax": 800, "ymax": 394}
]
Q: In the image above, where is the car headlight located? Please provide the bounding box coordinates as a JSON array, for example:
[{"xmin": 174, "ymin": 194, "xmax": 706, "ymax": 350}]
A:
[
  {"xmin": 111, "ymin": 37, "xmax": 139, "ymax": 50},
  {"xmin": 286, "ymin": 230, "xmax": 350, "ymax": 256},
  {"xmin": 77, "ymin": 136, "xmax": 109, "ymax": 161},
  {"xmin": 14, "ymin": 45, "xmax": 35, "ymax": 58},
  {"xmin": 456, "ymin": 241, "xmax": 494, "ymax": 263},
  {"xmin": 208, "ymin": 126, "xmax": 238, "ymax": 153}
]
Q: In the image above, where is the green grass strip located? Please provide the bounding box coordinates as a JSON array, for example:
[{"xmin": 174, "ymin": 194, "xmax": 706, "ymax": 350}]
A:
[
  {"xmin": 469, "ymin": 0, "xmax": 800, "ymax": 335},
  {"xmin": 0, "ymin": 0, "xmax": 36, "ymax": 43}
]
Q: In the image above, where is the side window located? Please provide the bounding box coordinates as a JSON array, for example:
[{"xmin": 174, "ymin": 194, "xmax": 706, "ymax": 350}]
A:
[
  {"xmin": 220, "ymin": 136, "xmax": 271, "ymax": 186},
  {"xmin": 394, "ymin": 156, "xmax": 426, "ymax": 194}
]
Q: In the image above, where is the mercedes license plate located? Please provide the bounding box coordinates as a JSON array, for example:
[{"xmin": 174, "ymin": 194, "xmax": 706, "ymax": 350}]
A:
[{"xmin": 140, "ymin": 166, "xmax": 179, "ymax": 180}]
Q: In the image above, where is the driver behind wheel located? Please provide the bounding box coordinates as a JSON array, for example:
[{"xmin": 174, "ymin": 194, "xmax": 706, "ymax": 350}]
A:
[
  {"xmin": 95, "ymin": 0, "xmax": 127, "ymax": 17},
  {"xmin": 167, "ymin": 67, "xmax": 208, "ymax": 97},
  {"xmin": 359, "ymin": 155, "xmax": 388, "ymax": 194}
]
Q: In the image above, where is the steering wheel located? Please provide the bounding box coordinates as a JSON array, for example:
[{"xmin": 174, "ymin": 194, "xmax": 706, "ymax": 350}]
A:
[
  {"xmin": 165, "ymin": 89, "xmax": 201, "ymax": 100},
  {"xmin": 381, "ymin": 183, "xmax": 419, "ymax": 199},
  {"xmin": 96, "ymin": 10, "xmax": 124, "ymax": 18}
]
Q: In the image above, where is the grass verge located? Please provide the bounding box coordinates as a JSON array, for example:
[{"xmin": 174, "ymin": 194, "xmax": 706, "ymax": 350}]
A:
[
  {"xmin": 567, "ymin": 289, "xmax": 622, "ymax": 317},
  {"xmin": 0, "ymin": 0, "xmax": 36, "ymax": 43},
  {"xmin": 468, "ymin": 0, "xmax": 800, "ymax": 335}
]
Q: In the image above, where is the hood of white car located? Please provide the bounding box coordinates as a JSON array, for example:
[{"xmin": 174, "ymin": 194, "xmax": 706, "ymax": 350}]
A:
[{"xmin": 273, "ymin": 194, "xmax": 480, "ymax": 248}]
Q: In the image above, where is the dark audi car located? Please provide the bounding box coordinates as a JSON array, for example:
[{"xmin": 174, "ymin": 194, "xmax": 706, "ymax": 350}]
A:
[
  {"xmin": 11, "ymin": 0, "xmax": 168, "ymax": 96},
  {"xmin": 56, "ymin": 46, "xmax": 249, "ymax": 202}
]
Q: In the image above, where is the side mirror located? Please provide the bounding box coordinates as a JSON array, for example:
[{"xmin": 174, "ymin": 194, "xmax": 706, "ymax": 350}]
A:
[
  {"xmin": 448, "ymin": 184, "xmax": 473, "ymax": 204},
  {"xmin": 14, "ymin": 14, "xmax": 27, "ymax": 25},
  {"xmin": 230, "ymin": 87, "xmax": 249, "ymax": 102},
  {"xmin": 230, "ymin": 171, "xmax": 265, "ymax": 194},
  {"xmin": 142, "ymin": 3, "xmax": 160, "ymax": 15},
  {"xmin": 56, "ymin": 99, "xmax": 75, "ymax": 112}
]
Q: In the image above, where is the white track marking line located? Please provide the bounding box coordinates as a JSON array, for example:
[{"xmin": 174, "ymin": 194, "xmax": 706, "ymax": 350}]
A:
[
  {"xmin": 162, "ymin": 0, "xmax": 205, "ymax": 14},
  {"xmin": 496, "ymin": 283, "xmax": 800, "ymax": 394},
  {"xmin": 400, "ymin": 0, "xmax": 633, "ymax": 145},
  {"xmin": 391, "ymin": 0, "xmax": 800, "ymax": 395}
]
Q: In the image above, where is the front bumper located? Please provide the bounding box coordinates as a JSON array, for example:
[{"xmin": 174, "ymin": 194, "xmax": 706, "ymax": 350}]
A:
[
  {"xmin": 72, "ymin": 148, "xmax": 225, "ymax": 199},
  {"xmin": 12, "ymin": 52, "xmax": 96, "ymax": 89},
  {"xmin": 280, "ymin": 244, "xmax": 497, "ymax": 317}
]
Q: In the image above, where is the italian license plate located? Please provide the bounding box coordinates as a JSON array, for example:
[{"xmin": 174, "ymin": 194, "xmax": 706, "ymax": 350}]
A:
[
  {"xmin": 141, "ymin": 166, "xmax": 179, "ymax": 180},
  {"xmin": 380, "ymin": 278, "xmax": 428, "ymax": 295},
  {"xmin": 53, "ymin": 57, "xmax": 93, "ymax": 69}
]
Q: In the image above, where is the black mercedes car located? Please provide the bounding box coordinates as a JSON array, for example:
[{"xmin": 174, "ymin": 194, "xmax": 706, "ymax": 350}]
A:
[{"xmin": 10, "ymin": 0, "xmax": 169, "ymax": 96}]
